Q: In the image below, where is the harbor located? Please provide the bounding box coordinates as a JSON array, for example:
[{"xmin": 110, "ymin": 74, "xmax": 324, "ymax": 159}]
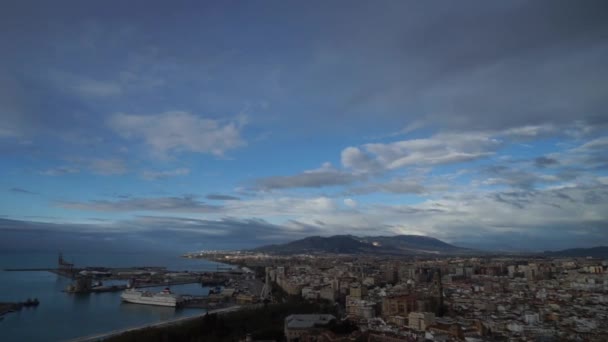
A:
[
  {"xmin": 0, "ymin": 251, "xmax": 263, "ymax": 342},
  {"xmin": 4, "ymin": 253, "xmax": 240, "ymax": 297}
]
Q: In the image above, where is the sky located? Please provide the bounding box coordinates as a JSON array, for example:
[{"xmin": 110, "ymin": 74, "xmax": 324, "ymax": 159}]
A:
[{"xmin": 1, "ymin": 0, "xmax": 607, "ymax": 253}]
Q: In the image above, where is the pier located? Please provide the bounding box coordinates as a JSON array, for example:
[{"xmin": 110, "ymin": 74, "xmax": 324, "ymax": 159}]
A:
[{"xmin": 4, "ymin": 268, "xmax": 79, "ymax": 278}]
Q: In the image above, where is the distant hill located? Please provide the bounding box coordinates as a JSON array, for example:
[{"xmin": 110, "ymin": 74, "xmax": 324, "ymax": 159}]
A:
[
  {"xmin": 252, "ymin": 234, "xmax": 471, "ymax": 255},
  {"xmin": 543, "ymin": 246, "xmax": 608, "ymax": 258}
]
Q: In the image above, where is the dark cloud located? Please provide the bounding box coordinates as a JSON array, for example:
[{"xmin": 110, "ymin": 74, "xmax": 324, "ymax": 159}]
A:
[
  {"xmin": 534, "ymin": 156, "xmax": 559, "ymax": 168},
  {"xmin": 346, "ymin": 179, "xmax": 428, "ymax": 195},
  {"xmin": 484, "ymin": 165, "xmax": 556, "ymax": 190},
  {"xmin": 206, "ymin": 193, "xmax": 241, "ymax": 201},
  {"xmin": 385, "ymin": 206, "xmax": 446, "ymax": 215},
  {"xmin": 2, "ymin": 1, "xmax": 606, "ymax": 145},
  {"xmin": 9, "ymin": 187, "xmax": 37, "ymax": 195},
  {"xmin": 452, "ymin": 228, "xmax": 608, "ymax": 252},
  {"xmin": 491, "ymin": 191, "xmax": 535, "ymax": 209},
  {"xmin": 39, "ymin": 167, "xmax": 80, "ymax": 176},
  {"xmin": 254, "ymin": 165, "xmax": 361, "ymax": 190},
  {"xmin": 333, "ymin": 1, "xmax": 608, "ymax": 131},
  {"xmin": 0, "ymin": 216, "xmax": 326, "ymax": 252},
  {"xmin": 134, "ymin": 216, "xmax": 325, "ymax": 243},
  {"xmin": 58, "ymin": 195, "xmax": 222, "ymax": 213}
]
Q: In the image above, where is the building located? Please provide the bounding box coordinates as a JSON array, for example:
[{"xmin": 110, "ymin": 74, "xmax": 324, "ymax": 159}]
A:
[
  {"xmin": 349, "ymin": 283, "xmax": 367, "ymax": 299},
  {"xmin": 382, "ymin": 294, "xmax": 417, "ymax": 318},
  {"xmin": 408, "ymin": 312, "xmax": 435, "ymax": 331},
  {"xmin": 320, "ymin": 286, "xmax": 336, "ymax": 301},
  {"xmin": 346, "ymin": 296, "xmax": 376, "ymax": 319},
  {"xmin": 284, "ymin": 314, "xmax": 336, "ymax": 342}
]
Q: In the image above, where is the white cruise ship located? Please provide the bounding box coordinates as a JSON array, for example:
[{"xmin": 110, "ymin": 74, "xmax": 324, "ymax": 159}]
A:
[{"xmin": 120, "ymin": 288, "xmax": 184, "ymax": 307}]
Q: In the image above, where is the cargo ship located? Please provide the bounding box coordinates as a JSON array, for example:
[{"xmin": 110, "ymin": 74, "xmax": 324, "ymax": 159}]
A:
[{"xmin": 120, "ymin": 288, "xmax": 184, "ymax": 307}]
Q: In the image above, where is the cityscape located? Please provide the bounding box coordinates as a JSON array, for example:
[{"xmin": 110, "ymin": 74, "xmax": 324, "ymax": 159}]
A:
[
  {"xmin": 1, "ymin": 0, "xmax": 608, "ymax": 341},
  {"xmin": 188, "ymin": 240, "xmax": 608, "ymax": 341}
]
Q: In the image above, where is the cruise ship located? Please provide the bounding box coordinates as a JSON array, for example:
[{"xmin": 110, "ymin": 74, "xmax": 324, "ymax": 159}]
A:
[{"xmin": 120, "ymin": 288, "xmax": 184, "ymax": 307}]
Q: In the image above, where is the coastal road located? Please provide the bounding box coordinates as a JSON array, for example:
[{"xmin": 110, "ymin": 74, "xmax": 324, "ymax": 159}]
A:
[{"xmin": 66, "ymin": 305, "xmax": 242, "ymax": 342}]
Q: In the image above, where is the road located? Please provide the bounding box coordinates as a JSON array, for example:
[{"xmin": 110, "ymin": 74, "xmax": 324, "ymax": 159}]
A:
[{"xmin": 66, "ymin": 305, "xmax": 242, "ymax": 342}]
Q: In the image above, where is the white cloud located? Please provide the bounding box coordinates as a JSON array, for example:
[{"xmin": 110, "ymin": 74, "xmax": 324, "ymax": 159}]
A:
[
  {"xmin": 75, "ymin": 78, "xmax": 122, "ymax": 97},
  {"xmin": 141, "ymin": 168, "xmax": 190, "ymax": 180},
  {"xmin": 55, "ymin": 181, "xmax": 608, "ymax": 250},
  {"xmin": 502, "ymin": 124, "xmax": 556, "ymax": 138},
  {"xmin": 59, "ymin": 195, "xmax": 220, "ymax": 213},
  {"xmin": 108, "ymin": 111, "xmax": 246, "ymax": 157},
  {"xmin": 39, "ymin": 167, "xmax": 81, "ymax": 176},
  {"xmin": 343, "ymin": 198, "xmax": 357, "ymax": 208},
  {"xmin": 50, "ymin": 70, "xmax": 122, "ymax": 97},
  {"xmin": 342, "ymin": 132, "xmax": 500, "ymax": 172},
  {"xmin": 89, "ymin": 158, "xmax": 127, "ymax": 175},
  {"xmin": 341, "ymin": 147, "xmax": 379, "ymax": 173},
  {"xmin": 0, "ymin": 126, "xmax": 19, "ymax": 138}
]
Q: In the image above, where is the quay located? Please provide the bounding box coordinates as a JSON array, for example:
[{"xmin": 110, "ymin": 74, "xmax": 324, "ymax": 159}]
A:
[{"xmin": 64, "ymin": 280, "xmax": 203, "ymax": 294}]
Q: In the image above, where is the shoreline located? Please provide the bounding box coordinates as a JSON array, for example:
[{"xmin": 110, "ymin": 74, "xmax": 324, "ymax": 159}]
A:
[{"xmin": 66, "ymin": 305, "xmax": 244, "ymax": 342}]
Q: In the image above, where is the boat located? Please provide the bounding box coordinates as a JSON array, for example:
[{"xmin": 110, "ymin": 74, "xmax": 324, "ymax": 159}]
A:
[
  {"xmin": 23, "ymin": 298, "xmax": 39, "ymax": 307},
  {"xmin": 120, "ymin": 287, "xmax": 184, "ymax": 307}
]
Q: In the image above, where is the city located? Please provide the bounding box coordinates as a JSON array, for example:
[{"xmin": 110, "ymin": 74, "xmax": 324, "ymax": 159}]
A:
[{"xmin": 182, "ymin": 245, "xmax": 608, "ymax": 341}]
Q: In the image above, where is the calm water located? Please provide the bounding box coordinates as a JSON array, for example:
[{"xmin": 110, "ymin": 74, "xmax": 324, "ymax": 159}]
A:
[{"xmin": 0, "ymin": 251, "xmax": 227, "ymax": 341}]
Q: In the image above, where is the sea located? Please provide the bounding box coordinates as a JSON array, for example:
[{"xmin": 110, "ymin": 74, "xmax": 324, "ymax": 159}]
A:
[{"xmin": 0, "ymin": 251, "xmax": 227, "ymax": 342}]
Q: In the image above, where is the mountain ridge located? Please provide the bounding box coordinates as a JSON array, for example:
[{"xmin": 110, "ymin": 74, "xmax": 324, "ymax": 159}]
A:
[
  {"xmin": 542, "ymin": 246, "xmax": 608, "ymax": 258},
  {"xmin": 252, "ymin": 234, "xmax": 471, "ymax": 255}
]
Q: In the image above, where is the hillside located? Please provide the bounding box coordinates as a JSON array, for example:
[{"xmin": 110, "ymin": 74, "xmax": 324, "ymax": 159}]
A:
[
  {"xmin": 543, "ymin": 246, "xmax": 608, "ymax": 258},
  {"xmin": 253, "ymin": 234, "xmax": 470, "ymax": 255}
]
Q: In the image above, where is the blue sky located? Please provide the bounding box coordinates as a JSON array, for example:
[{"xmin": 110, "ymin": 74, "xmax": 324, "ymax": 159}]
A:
[{"xmin": 1, "ymin": 0, "xmax": 607, "ymax": 252}]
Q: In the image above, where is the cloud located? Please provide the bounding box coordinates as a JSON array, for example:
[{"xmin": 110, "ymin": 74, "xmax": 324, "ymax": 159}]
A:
[
  {"xmin": 0, "ymin": 126, "xmax": 19, "ymax": 138},
  {"xmin": 343, "ymin": 198, "xmax": 357, "ymax": 208},
  {"xmin": 544, "ymin": 136, "xmax": 608, "ymax": 172},
  {"xmin": 502, "ymin": 125, "xmax": 557, "ymax": 138},
  {"xmin": 534, "ymin": 156, "xmax": 559, "ymax": 168},
  {"xmin": 0, "ymin": 216, "xmax": 326, "ymax": 251},
  {"xmin": 141, "ymin": 168, "xmax": 190, "ymax": 180},
  {"xmin": 341, "ymin": 147, "xmax": 381, "ymax": 173},
  {"xmin": 254, "ymin": 162, "xmax": 361, "ymax": 190},
  {"xmin": 482, "ymin": 165, "xmax": 561, "ymax": 190},
  {"xmin": 206, "ymin": 194, "xmax": 241, "ymax": 201},
  {"xmin": 39, "ymin": 167, "xmax": 81, "ymax": 176},
  {"xmin": 7, "ymin": 182, "xmax": 608, "ymax": 251},
  {"xmin": 342, "ymin": 132, "xmax": 500, "ymax": 172},
  {"xmin": 108, "ymin": 111, "xmax": 246, "ymax": 157},
  {"xmin": 59, "ymin": 195, "xmax": 222, "ymax": 213},
  {"xmin": 9, "ymin": 187, "xmax": 37, "ymax": 195},
  {"xmin": 347, "ymin": 177, "xmax": 429, "ymax": 195},
  {"xmin": 49, "ymin": 70, "xmax": 123, "ymax": 97},
  {"xmin": 132, "ymin": 216, "xmax": 325, "ymax": 243},
  {"xmin": 89, "ymin": 158, "xmax": 127, "ymax": 175}
]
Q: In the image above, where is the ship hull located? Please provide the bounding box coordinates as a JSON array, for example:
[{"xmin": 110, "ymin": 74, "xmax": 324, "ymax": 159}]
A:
[{"xmin": 121, "ymin": 297, "xmax": 178, "ymax": 307}]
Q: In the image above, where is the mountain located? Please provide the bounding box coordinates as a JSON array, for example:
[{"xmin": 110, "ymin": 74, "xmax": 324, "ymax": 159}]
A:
[
  {"xmin": 252, "ymin": 234, "xmax": 470, "ymax": 255},
  {"xmin": 543, "ymin": 246, "xmax": 608, "ymax": 258}
]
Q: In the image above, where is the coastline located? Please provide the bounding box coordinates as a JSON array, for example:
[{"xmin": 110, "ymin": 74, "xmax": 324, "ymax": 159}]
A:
[
  {"xmin": 67, "ymin": 305, "xmax": 244, "ymax": 342},
  {"xmin": 0, "ymin": 254, "xmax": 225, "ymax": 342}
]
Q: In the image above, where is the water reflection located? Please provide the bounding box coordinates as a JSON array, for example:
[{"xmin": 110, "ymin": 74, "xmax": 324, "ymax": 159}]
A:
[{"xmin": 120, "ymin": 302, "xmax": 177, "ymax": 321}]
